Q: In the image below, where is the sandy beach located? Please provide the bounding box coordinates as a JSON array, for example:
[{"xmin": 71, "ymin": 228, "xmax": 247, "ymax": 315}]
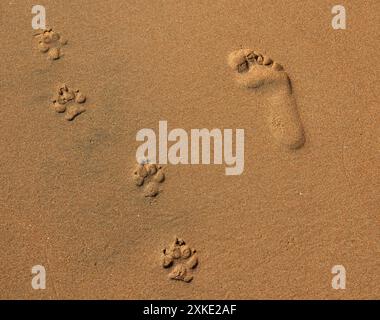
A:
[{"xmin": 0, "ymin": 0, "xmax": 379, "ymax": 299}]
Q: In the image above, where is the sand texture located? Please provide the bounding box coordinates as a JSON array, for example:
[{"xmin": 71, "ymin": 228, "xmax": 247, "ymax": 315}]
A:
[{"xmin": 0, "ymin": 0, "xmax": 379, "ymax": 299}]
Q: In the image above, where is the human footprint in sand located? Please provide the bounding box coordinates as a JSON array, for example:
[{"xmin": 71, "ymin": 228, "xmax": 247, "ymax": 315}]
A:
[{"xmin": 227, "ymin": 49, "xmax": 305, "ymax": 150}]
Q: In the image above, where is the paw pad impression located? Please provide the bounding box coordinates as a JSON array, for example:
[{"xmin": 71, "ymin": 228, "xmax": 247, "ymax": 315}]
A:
[
  {"xmin": 34, "ymin": 28, "xmax": 68, "ymax": 60},
  {"xmin": 162, "ymin": 237, "xmax": 198, "ymax": 283},
  {"xmin": 133, "ymin": 162, "xmax": 165, "ymax": 197},
  {"xmin": 50, "ymin": 84, "xmax": 87, "ymax": 121}
]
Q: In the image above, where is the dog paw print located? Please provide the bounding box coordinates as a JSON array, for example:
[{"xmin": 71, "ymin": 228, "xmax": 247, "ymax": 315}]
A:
[
  {"xmin": 34, "ymin": 28, "xmax": 68, "ymax": 60},
  {"xmin": 50, "ymin": 84, "xmax": 87, "ymax": 121},
  {"xmin": 162, "ymin": 237, "xmax": 198, "ymax": 283},
  {"xmin": 133, "ymin": 162, "xmax": 165, "ymax": 197}
]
